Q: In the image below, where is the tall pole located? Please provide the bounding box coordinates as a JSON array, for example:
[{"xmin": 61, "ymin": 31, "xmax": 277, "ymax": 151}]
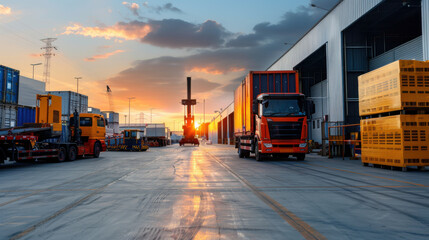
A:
[
  {"xmin": 128, "ymin": 97, "xmax": 135, "ymax": 126},
  {"xmin": 203, "ymin": 99, "xmax": 205, "ymax": 123},
  {"xmin": 31, "ymin": 63, "xmax": 42, "ymax": 80},
  {"xmin": 150, "ymin": 108, "xmax": 156, "ymax": 123},
  {"xmin": 41, "ymin": 38, "xmax": 57, "ymax": 91},
  {"xmin": 75, "ymin": 77, "xmax": 82, "ymax": 94}
]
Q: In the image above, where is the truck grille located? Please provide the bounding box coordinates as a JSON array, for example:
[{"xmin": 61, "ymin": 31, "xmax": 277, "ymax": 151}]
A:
[{"xmin": 268, "ymin": 122, "xmax": 302, "ymax": 140}]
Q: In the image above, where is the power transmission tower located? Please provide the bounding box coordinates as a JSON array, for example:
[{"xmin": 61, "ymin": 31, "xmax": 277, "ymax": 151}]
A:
[
  {"xmin": 138, "ymin": 112, "xmax": 145, "ymax": 124},
  {"xmin": 41, "ymin": 38, "xmax": 57, "ymax": 91}
]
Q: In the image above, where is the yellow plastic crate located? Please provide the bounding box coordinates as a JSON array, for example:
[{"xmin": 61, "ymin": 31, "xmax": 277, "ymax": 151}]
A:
[
  {"xmin": 358, "ymin": 60, "xmax": 429, "ymax": 117},
  {"xmin": 361, "ymin": 114, "xmax": 429, "ymax": 167}
]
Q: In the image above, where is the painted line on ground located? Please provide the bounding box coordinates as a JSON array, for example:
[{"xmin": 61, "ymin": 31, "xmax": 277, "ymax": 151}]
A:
[{"xmin": 204, "ymin": 150, "xmax": 327, "ymax": 240}]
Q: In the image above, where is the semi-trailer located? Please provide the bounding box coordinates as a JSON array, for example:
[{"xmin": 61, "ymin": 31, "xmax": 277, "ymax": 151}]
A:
[
  {"xmin": 0, "ymin": 94, "xmax": 107, "ymax": 164},
  {"xmin": 234, "ymin": 71, "xmax": 314, "ymax": 161}
]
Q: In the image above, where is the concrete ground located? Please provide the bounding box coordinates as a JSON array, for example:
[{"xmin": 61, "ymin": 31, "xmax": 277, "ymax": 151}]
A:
[{"xmin": 0, "ymin": 144, "xmax": 428, "ymax": 240}]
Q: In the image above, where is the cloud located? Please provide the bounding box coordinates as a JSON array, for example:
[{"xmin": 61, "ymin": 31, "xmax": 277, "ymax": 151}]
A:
[
  {"xmin": 122, "ymin": 2, "xmax": 140, "ymax": 17},
  {"xmin": 103, "ymin": 56, "xmax": 222, "ymax": 112},
  {"xmin": 63, "ymin": 19, "xmax": 230, "ymax": 49},
  {"xmin": 62, "ymin": 22, "xmax": 152, "ymax": 40},
  {"xmin": 0, "ymin": 4, "xmax": 11, "ymax": 15},
  {"xmin": 142, "ymin": 2, "xmax": 183, "ymax": 14},
  {"xmin": 226, "ymin": 5, "xmax": 327, "ymax": 48},
  {"xmin": 94, "ymin": 0, "xmax": 340, "ymax": 115},
  {"xmin": 84, "ymin": 50, "xmax": 124, "ymax": 62},
  {"xmin": 29, "ymin": 53, "xmax": 41, "ymax": 58}
]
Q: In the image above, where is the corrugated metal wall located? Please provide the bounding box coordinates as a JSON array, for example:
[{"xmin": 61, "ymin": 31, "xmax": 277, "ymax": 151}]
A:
[
  {"xmin": 423, "ymin": 0, "xmax": 429, "ymax": 61},
  {"xmin": 369, "ymin": 36, "xmax": 423, "ymax": 70},
  {"xmin": 268, "ymin": 0, "xmax": 383, "ymax": 122},
  {"xmin": 208, "ymin": 102, "xmax": 234, "ymax": 144},
  {"xmin": 18, "ymin": 76, "xmax": 45, "ymax": 107}
]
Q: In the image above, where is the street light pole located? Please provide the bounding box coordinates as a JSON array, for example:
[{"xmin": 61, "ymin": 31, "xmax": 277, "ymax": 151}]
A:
[
  {"xmin": 128, "ymin": 97, "xmax": 135, "ymax": 126},
  {"xmin": 75, "ymin": 77, "xmax": 82, "ymax": 94},
  {"xmin": 31, "ymin": 63, "xmax": 42, "ymax": 80},
  {"xmin": 310, "ymin": 3, "xmax": 329, "ymax": 11}
]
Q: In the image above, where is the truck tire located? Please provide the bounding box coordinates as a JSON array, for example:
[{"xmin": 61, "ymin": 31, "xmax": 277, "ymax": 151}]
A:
[
  {"xmin": 296, "ymin": 153, "xmax": 305, "ymax": 161},
  {"xmin": 255, "ymin": 144, "xmax": 263, "ymax": 162},
  {"xmin": 0, "ymin": 148, "xmax": 5, "ymax": 164},
  {"xmin": 238, "ymin": 142, "xmax": 245, "ymax": 158},
  {"xmin": 67, "ymin": 146, "xmax": 77, "ymax": 161},
  {"xmin": 93, "ymin": 142, "xmax": 101, "ymax": 158},
  {"xmin": 57, "ymin": 147, "xmax": 67, "ymax": 162}
]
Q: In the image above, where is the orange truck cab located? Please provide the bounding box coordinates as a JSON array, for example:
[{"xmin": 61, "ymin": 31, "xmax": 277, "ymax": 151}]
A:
[{"xmin": 234, "ymin": 71, "xmax": 315, "ymax": 161}]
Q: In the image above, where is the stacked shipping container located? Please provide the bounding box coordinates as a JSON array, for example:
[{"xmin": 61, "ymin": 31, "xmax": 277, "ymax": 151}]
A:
[
  {"xmin": 48, "ymin": 91, "xmax": 88, "ymax": 123},
  {"xmin": 101, "ymin": 111, "xmax": 120, "ymax": 134},
  {"xmin": 0, "ymin": 65, "xmax": 19, "ymax": 128},
  {"xmin": 358, "ymin": 60, "xmax": 429, "ymax": 169}
]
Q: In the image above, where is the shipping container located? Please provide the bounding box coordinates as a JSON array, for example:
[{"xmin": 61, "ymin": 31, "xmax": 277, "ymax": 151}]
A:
[
  {"xmin": 358, "ymin": 60, "xmax": 429, "ymax": 117},
  {"xmin": 101, "ymin": 111, "xmax": 119, "ymax": 123},
  {"xmin": 18, "ymin": 76, "xmax": 45, "ymax": 107},
  {"xmin": 17, "ymin": 107, "xmax": 36, "ymax": 127},
  {"xmin": 48, "ymin": 91, "xmax": 88, "ymax": 122},
  {"xmin": 361, "ymin": 114, "xmax": 429, "ymax": 168},
  {"xmin": 0, "ymin": 65, "xmax": 20, "ymax": 104},
  {"xmin": 145, "ymin": 123, "xmax": 166, "ymax": 137},
  {"xmin": 234, "ymin": 71, "xmax": 299, "ymax": 135},
  {"xmin": 88, "ymin": 107, "xmax": 101, "ymax": 114},
  {"xmin": 0, "ymin": 104, "xmax": 17, "ymax": 128}
]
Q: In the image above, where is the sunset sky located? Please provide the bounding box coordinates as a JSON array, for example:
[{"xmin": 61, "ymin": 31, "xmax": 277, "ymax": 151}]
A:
[{"xmin": 0, "ymin": 0, "xmax": 337, "ymax": 131}]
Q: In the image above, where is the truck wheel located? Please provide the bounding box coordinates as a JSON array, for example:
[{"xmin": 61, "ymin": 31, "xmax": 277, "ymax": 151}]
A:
[
  {"xmin": 296, "ymin": 154, "xmax": 305, "ymax": 161},
  {"xmin": 238, "ymin": 142, "xmax": 245, "ymax": 158},
  {"xmin": 0, "ymin": 148, "xmax": 5, "ymax": 164},
  {"xmin": 57, "ymin": 147, "xmax": 67, "ymax": 162},
  {"xmin": 67, "ymin": 146, "xmax": 77, "ymax": 161},
  {"xmin": 255, "ymin": 144, "xmax": 263, "ymax": 162},
  {"xmin": 93, "ymin": 142, "xmax": 101, "ymax": 158}
]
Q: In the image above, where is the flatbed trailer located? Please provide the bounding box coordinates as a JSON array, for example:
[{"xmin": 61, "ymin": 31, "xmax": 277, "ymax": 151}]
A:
[{"xmin": 0, "ymin": 94, "xmax": 107, "ymax": 164}]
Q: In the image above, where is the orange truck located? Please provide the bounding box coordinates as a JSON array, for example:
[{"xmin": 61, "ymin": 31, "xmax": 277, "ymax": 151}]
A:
[
  {"xmin": 234, "ymin": 71, "xmax": 314, "ymax": 161},
  {"xmin": 0, "ymin": 94, "xmax": 106, "ymax": 163}
]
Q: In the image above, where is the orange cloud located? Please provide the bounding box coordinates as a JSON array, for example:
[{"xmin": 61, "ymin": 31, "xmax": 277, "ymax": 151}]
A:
[
  {"xmin": 29, "ymin": 53, "xmax": 41, "ymax": 58},
  {"xmin": 84, "ymin": 50, "xmax": 124, "ymax": 62},
  {"xmin": 190, "ymin": 67, "xmax": 223, "ymax": 75},
  {"xmin": 189, "ymin": 66, "xmax": 245, "ymax": 75},
  {"xmin": 0, "ymin": 4, "xmax": 11, "ymax": 15},
  {"xmin": 62, "ymin": 23, "xmax": 152, "ymax": 40}
]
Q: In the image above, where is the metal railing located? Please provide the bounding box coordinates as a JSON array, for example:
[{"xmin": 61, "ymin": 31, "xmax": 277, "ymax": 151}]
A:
[{"xmin": 328, "ymin": 123, "xmax": 361, "ymax": 160}]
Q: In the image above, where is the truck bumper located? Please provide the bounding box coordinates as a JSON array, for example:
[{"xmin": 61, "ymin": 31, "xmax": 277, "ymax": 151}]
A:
[{"xmin": 261, "ymin": 142, "xmax": 307, "ymax": 154}]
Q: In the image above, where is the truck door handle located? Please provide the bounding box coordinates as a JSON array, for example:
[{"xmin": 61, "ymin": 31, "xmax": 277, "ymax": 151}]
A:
[{"xmin": 97, "ymin": 131, "xmax": 99, "ymax": 133}]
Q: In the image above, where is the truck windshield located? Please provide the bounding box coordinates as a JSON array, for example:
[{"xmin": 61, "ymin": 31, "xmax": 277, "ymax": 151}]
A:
[
  {"xmin": 262, "ymin": 99, "xmax": 305, "ymax": 117},
  {"xmin": 131, "ymin": 131, "xmax": 137, "ymax": 138}
]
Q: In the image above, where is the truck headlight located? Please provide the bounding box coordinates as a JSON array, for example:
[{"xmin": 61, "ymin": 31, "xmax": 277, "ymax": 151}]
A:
[
  {"xmin": 299, "ymin": 143, "xmax": 307, "ymax": 148},
  {"xmin": 263, "ymin": 143, "xmax": 273, "ymax": 148}
]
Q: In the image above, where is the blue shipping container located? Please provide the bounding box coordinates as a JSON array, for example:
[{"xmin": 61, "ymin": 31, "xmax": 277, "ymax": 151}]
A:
[
  {"xmin": 17, "ymin": 107, "xmax": 35, "ymax": 127},
  {"xmin": 0, "ymin": 65, "xmax": 19, "ymax": 104}
]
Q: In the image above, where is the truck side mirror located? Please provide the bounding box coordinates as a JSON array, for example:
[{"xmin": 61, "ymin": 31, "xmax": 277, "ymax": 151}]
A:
[
  {"xmin": 252, "ymin": 100, "xmax": 258, "ymax": 115},
  {"xmin": 105, "ymin": 119, "xmax": 109, "ymax": 127}
]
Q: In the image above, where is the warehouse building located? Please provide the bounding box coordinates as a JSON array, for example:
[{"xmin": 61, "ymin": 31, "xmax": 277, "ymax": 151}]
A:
[
  {"xmin": 268, "ymin": 0, "xmax": 429, "ymax": 144},
  {"xmin": 208, "ymin": 0, "xmax": 429, "ymax": 145}
]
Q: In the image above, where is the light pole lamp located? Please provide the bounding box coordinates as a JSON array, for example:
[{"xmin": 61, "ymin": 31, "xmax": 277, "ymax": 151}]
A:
[
  {"xmin": 128, "ymin": 97, "xmax": 135, "ymax": 126},
  {"xmin": 75, "ymin": 77, "xmax": 82, "ymax": 94},
  {"xmin": 31, "ymin": 63, "xmax": 42, "ymax": 80}
]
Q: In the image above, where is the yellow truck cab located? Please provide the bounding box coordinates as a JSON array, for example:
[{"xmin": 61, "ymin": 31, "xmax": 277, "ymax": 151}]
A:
[
  {"xmin": 70, "ymin": 113, "xmax": 107, "ymax": 156},
  {"xmin": 73, "ymin": 113, "xmax": 107, "ymax": 141}
]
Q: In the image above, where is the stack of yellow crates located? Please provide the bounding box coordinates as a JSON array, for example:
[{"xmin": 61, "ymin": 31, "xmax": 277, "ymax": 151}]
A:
[{"xmin": 358, "ymin": 60, "xmax": 429, "ymax": 170}]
